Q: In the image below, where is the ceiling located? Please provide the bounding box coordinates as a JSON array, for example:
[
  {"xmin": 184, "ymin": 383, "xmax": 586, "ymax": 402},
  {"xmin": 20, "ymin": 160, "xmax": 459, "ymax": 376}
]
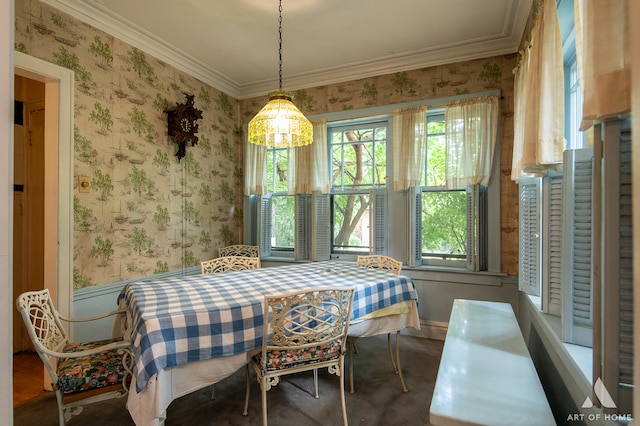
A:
[{"xmin": 44, "ymin": 0, "xmax": 533, "ymax": 99}]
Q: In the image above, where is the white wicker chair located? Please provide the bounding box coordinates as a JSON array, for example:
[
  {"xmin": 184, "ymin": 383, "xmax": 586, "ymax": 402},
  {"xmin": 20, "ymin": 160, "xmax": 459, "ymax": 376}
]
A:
[
  {"xmin": 201, "ymin": 255, "xmax": 261, "ymax": 274},
  {"xmin": 15, "ymin": 289, "xmax": 133, "ymax": 426},
  {"xmin": 217, "ymin": 244, "xmax": 259, "ymax": 258},
  {"xmin": 352, "ymin": 255, "xmax": 408, "ymax": 393},
  {"xmin": 244, "ymin": 288, "xmax": 354, "ymax": 426}
]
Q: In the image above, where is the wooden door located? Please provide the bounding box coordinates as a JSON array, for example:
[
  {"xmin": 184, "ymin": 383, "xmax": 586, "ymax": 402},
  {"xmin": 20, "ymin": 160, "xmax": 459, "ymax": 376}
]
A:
[{"xmin": 13, "ymin": 100, "xmax": 45, "ymax": 353}]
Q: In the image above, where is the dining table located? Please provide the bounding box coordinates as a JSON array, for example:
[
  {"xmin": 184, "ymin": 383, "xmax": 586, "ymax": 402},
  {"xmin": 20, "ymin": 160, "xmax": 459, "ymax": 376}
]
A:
[{"xmin": 113, "ymin": 261, "xmax": 421, "ymax": 426}]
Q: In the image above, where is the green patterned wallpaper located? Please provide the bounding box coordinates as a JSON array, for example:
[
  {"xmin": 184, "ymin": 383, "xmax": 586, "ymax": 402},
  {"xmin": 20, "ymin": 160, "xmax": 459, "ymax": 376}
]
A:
[{"xmin": 15, "ymin": 0, "xmax": 243, "ymax": 288}]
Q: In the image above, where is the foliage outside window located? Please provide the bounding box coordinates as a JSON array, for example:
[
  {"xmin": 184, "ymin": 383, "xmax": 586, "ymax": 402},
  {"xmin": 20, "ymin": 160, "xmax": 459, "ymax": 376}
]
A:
[{"xmin": 329, "ymin": 121, "xmax": 387, "ymax": 253}]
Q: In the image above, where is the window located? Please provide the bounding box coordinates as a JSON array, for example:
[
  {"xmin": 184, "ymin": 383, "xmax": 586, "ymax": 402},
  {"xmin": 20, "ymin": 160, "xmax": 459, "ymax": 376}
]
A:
[
  {"xmin": 329, "ymin": 120, "xmax": 388, "ymax": 254},
  {"xmin": 260, "ymin": 146, "xmax": 295, "ymax": 255},
  {"xmin": 565, "ymin": 56, "xmax": 586, "ymax": 150},
  {"xmin": 519, "ymin": 3, "xmax": 634, "ymax": 412},
  {"xmin": 248, "ymin": 93, "xmax": 500, "ymax": 271},
  {"xmin": 414, "ymin": 112, "xmax": 488, "ymax": 269},
  {"xmin": 518, "ymin": 0, "xmax": 600, "ymax": 340},
  {"xmin": 421, "ymin": 113, "xmax": 465, "ymax": 264}
]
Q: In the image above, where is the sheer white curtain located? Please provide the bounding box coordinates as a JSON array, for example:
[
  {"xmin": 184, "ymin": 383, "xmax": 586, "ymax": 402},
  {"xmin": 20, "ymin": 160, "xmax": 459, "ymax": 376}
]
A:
[
  {"xmin": 392, "ymin": 107, "xmax": 427, "ymax": 191},
  {"xmin": 511, "ymin": 0, "xmax": 565, "ymax": 180},
  {"xmin": 445, "ymin": 96, "xmax": 499, "ymax": 189},
  {"xmin": 311, "ymin": 120, "xmax": 329, "ymax": 193},
  {"xmin": 294, "ymin": 120, "xmax": 329, "ymax": 194},
  {"xmin": 574, "ymin": 0, "xmax": 630, "ymax": 130},
  {"xmin": 243, "ymin": 133, "xmax": 267, "ymax": 195}
]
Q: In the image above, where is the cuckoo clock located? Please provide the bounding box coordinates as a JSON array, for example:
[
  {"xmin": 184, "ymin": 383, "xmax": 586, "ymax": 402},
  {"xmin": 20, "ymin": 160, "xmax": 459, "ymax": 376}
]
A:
[{"xmin": 166, "ymin": 93, "xmax": 203, "ymax": 161}]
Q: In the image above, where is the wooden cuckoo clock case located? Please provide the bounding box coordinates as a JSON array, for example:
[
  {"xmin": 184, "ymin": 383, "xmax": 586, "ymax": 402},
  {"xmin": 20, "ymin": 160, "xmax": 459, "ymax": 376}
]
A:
[{"xmin": 166, "ymin": 93, "xmax": 203, "ymax": 161}]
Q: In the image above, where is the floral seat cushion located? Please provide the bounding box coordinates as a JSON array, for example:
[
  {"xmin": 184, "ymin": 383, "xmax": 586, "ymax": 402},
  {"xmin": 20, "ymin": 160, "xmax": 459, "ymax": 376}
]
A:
[
  {"xmin": 56, "ymin": 338, "xmax": 127, "ymax": 394},
  {"xmin": 257, "ymin": 338, "xmax": 342, "ymax": 371}
]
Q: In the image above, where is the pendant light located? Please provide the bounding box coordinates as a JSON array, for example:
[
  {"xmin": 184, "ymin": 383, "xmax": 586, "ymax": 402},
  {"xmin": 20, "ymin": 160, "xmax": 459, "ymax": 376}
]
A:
[{"xmin": 247, "ymin": 0, "xmax": 313, "ymax": 147}]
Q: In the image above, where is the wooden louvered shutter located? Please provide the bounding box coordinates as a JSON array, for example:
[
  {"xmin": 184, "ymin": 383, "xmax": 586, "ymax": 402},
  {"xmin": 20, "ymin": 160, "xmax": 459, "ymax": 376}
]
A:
[
  {"xmin": 371, "ymin": 188, "xmax": 388, "ymax": 255},
  {"xmin": 311, "ymin": 192, "xmax": 330, "ymax": 261},
  {"xmin": 407, "ymin": 186, "xmax": 422, "ymax": 267},
  {"xmin": 518, "ymin": 179, "xmax": 541, "ymax": 295},
  {"xmin": 466, "ymin": 184, "xmax": 487, "ymax": 271},
  {"xmin": 258, "ymin": 194, "xmax": 272, "ymax": 257},
  {"xmin": 561, "ymin": 148, "xmax": 593, "ymax": 346},
  {"xmin": 294, "ymin": 194, "xmax": 310, "ymax": 261},
  {"xmin": 601, "ymin": 120, "xmax": 633, "ymax": 413},
  {"xmin": 616, "ymin": 124, "xmax": 633, "ymax": 409},
  {"xmin": 243, "ymin": 195, "xmax": 259, "ymax": 246},
  {"xmin": 544, "ymin": 173, "xmax": 563, "ymax": 315}
]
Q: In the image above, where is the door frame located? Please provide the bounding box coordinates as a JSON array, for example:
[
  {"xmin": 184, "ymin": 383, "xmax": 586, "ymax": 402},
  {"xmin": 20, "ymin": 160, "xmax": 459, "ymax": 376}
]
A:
[{"xmin": 14, "ymin": 52, "xmax": 73, "ymax": 321}]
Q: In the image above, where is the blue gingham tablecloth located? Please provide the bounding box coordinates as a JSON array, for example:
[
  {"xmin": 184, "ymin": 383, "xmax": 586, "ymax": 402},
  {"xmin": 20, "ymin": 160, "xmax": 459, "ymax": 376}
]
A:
[{"xmin": 118, "ymin": 261, "xmax": 419, "ymax": 393}]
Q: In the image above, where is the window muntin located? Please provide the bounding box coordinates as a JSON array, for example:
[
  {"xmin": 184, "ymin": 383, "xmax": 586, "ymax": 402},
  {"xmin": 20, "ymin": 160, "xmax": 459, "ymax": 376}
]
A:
[{"xmin": 329, "ymin": 121, "xmax": 388, "ymax": 254}]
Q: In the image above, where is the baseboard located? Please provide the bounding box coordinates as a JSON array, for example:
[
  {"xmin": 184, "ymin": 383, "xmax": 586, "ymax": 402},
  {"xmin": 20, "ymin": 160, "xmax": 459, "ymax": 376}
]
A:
[{"xmin": 403, "ymin": 320, "xmax": 448, "ymax": 341}]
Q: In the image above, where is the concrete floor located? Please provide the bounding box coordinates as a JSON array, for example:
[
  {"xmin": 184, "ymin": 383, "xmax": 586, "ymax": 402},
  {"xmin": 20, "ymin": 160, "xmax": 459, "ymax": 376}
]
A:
[{"xmin": 14, "ymin": 334, "xmax": 444, "ymax": 426}]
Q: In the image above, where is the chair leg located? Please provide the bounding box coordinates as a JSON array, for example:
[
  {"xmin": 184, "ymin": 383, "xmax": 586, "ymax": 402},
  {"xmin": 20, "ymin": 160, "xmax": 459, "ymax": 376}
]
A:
[
  {"xmin": 261, "ymin": 377, "xmax": 268, "ymax": 426},
  {"xmin": 348, "ymin": 338, "xmax": 356, "ymax": 394},
  {"xmin": 313, "ymin": 368, "xmax": 319, "ymax": 398},
  {"xmin": 211, "ymin": 383, "xmax": 216, "ymax": 400},
  {"xmin": 56, "ymin": 390, "xmax": 66, "ymax": 426},
  {"xmin": 394, "ymin": 331, "xmax": 408, "ymax": 392},
  {"xmin": 387, "ymin": 333, "xmax": 398, "ymax": 374},
  {"xmin": 339, "ymin": 361, "xmax": 348, "ymax": 426},
  {"xmin": 243, "ymin": 365, "xmax": 250, "ymax": 416}
]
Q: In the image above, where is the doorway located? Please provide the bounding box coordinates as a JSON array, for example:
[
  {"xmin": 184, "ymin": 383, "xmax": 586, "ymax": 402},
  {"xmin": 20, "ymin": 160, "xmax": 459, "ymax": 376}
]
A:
[
  {"xmin": 12, "ymin": 75, "xmax": 48, "ymax": 406},
  {"xmin": 12, "ymin": 52, "xmax": 74, "ymax": 403}
]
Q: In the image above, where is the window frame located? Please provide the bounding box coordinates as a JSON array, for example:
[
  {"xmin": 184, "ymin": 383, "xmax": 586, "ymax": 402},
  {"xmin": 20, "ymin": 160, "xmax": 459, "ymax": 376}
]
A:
[
  {"xmin": 327, "ymin": 118, "xmax": 391, "ymax": 258},
  {"xmin": 260, "ymin": 145, "xmax": 296, "ymax": 257},
  {"xmin": 415, "ymin": 110, "xmax": 490, "ymax": 270}
]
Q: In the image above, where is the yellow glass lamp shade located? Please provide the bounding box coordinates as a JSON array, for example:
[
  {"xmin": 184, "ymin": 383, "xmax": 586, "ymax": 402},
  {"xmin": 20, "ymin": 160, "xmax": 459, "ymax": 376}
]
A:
[{"xmin": 248, "ymin": 92, "xmax": 313, "ymax": 147}]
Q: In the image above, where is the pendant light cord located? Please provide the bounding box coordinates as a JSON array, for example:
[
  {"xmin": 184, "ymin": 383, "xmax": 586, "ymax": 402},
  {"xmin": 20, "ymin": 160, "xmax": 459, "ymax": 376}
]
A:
[{"xmin": 278, "ymin": 0, "xmax": 283, "ymax": 91}]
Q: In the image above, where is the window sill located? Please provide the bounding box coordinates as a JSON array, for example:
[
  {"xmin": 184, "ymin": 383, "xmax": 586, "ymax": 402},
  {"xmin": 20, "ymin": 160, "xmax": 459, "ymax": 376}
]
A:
[
  {"xmin": 525, "ymin": 294, "xmax": 592, "ymax": 384},
  {"xmin": 408, "ymin": 264, "xmax": 508, "ymax": 277},
  {"xmin": 259, "ymin": 256, "xmax": 311, "ymax": 267}
]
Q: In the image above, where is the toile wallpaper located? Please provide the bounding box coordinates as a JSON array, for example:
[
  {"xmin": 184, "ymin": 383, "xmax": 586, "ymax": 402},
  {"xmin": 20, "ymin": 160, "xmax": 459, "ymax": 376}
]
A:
[
  {"xmin": 15, "ymin": 0, "xmax": 519, "ymax": 289},
  {"xmin": 15, "ymin": 0, "xmax": 243, "ymax": 288}
]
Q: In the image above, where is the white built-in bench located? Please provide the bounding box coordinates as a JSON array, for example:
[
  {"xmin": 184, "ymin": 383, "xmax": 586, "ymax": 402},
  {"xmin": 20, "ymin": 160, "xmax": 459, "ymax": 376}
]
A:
[{"xmin": 429, "ymin": 299, "xmax": 556, "ymax": 426}]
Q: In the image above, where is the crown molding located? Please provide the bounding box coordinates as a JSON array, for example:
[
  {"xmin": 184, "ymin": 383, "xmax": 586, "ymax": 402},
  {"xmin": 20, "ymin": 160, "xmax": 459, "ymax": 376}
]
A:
[
  {"xmin": 240, "ymin": 38, "xmax": 519, "ymax": 99},
  {"xmin": 40, "ymin": 0, "xmax": 242, "ymax": 97},
  {"xmin": 42, "ymin": 0, "xmax": 529, "ymax": 100}
]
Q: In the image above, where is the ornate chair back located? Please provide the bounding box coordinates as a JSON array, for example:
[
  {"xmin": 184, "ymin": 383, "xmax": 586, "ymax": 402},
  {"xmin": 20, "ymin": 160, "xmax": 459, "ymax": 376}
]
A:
[
  {"xmin": 201, "ymin": 255, "xmax": 261, "ymax": 274},
  {"xmin": 356, "ymin": 255, "xmax": 402, "ymax": 275},
  {"xmin": 218, "ymin": 244, "xmax": 259, "ymax": 258}
]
